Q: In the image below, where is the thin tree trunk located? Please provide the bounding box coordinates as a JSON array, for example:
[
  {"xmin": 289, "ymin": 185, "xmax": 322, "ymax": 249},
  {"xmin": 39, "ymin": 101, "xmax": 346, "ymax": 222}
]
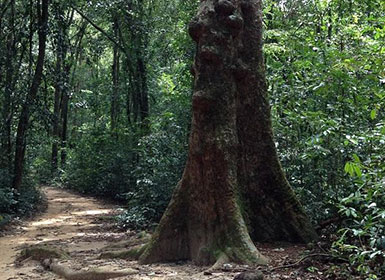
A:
[
  {"xmin": 60, "ymin": 59, "xmax": 71, "ymax": 166},
  {"xmin": 51, "ymin": 21, "xmax": 63, "ymax": 172},
  {"xmin": 1, "ymin": 23, "xmax": 27, "ymax": 171},
  {"xmin": 13, "ymin": 0, "xmax": 49, "ymax": 190},
  {"xmin": 60, "ymin": 20, "xmax": 86, "ymax": 151},
  {"xmin": 2, "ymin": 43, "xmax": 14, "ymax": 169},
  {"xmin": 51, "ymin": 84, "xmax": 61, "ymax": 171},
  {"xmin": 327, "ymin": 8, "xmax": 332, "ymax": 42},
  {"xmin": 28, "ymin": 0, "xmax": 34, "ymax": 78},
  {"xmin": 60, "ymin": 80, "xmax": 69, "ymax": 166},
  {"xmin": 51, "ymin": 3, "xmax": 71, "ymax": 172},
  {"xmin": 1, "ymin": 0, "xmax": 14, "ymax": 169},
  {"xmin": 126, "ymin": 70, "xmax": 132, "ymax": 126},
  {"xmin": 0, "ymin": 0, "xmax": 5, "ymax": 85},
  {"xmin": 137, "ymin": 56, "xmax": 149, "ymax": 130},
  {"xmin": 131, "ymin": 70, "xmax": 139, "ymax": 124},
  {"xmin": 111, "ymin": 15, "xmax": 120, "ymax": 131}
]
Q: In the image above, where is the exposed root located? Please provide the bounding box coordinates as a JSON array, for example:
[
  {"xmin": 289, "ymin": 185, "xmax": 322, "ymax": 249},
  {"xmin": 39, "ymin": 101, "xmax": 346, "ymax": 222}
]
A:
[
  {"xmin": 16, "ymin": 245, "xmax": 69, "ymax": 264},
  {"xmin": 234, "ymin": 271, "xmax": 264, "ymax": 280},
  {"xmin": 15, "ymin": 245, "xmax": 138, "ymax": 279},
  {"xmin": 209, "ymin": 252, "xmax": 230, "ymax": 271},
  {"xmin": 99, "ymin": 244, "xmax": 147, "ymax": 260},
  {"xmin": 42, "ymin": 258, "xmax": 137, "ymax": 280},
  {"xmin": 102, "ymin": 232, "xmax": 151, "ymax": 251},
  {"xmin": 206, "ymin": 247, "xmax": 268, "ymax": 273}
]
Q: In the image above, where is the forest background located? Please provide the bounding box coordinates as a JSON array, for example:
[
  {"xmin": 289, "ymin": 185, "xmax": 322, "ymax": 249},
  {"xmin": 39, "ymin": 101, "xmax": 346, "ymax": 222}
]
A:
[{"xmin": 0, "ymin": 0, "xmax": 384, "ymax": 278}]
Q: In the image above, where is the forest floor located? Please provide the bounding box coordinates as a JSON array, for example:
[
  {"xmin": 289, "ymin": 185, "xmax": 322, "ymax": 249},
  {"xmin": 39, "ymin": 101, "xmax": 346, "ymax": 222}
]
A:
[{"xmin": 0, "ymin": 187, "xmax": 342, "ymax": 280}]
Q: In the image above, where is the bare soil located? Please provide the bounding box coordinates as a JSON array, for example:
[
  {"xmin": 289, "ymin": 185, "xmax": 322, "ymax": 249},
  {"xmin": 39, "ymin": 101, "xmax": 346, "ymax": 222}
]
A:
[{"xmin": 0, "ymin": 187, "xmax": 336, "ymax": 279}]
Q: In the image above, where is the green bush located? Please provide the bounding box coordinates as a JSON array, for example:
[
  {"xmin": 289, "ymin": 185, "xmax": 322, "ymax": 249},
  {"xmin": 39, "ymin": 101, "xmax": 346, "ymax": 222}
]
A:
[
  {"xmin": 65, "ymin": 127, "xmax": 135, "ymax": 200},
  {"xmin": 0, "ymin": 187, "xmax": 16, "ymax": 214},
  {"xmin": 0, "ymin": 167, "xmax": 16, "ymax": 216},
  {"xmin": 117, "ymin": 206, "xmax": 156, "ymax": 230},
  {"xmin": 0, "ymin": 167, "xmax": 43, "ymax": 228},
  {"xmin": 127, "ymin": 121, "xmax": 188, "ymax": 223},
  {"xmin": 14, "ymin": 186, "xmax": 44, "ymax": 216},
  {"xmin": 332, "ymin": 123, "xmax": 385, "ymax": 278},
  {"xmin": 66, "ymin": 117, "xmax": 188, "ymax": 227}
]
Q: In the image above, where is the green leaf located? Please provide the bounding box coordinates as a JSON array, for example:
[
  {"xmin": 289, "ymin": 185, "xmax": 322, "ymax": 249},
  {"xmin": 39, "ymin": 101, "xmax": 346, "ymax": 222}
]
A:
[
  {"xmin": 353, "ymin": 165, "xmax": 362, "ymax": 177},
  {"xmin": 370, "ymin": 109, "xmax": 377, "ymax": 120},
  {"xmin": 344, "ymin": 162, "xmax": 355, "ymax": 177},
  {"xmin": 353, "ymin": 154, "xmax": 361, "ymax": 163},
  {"xmin": 306, "ymin": 266, "xmax": 319, "ymax": 272}
]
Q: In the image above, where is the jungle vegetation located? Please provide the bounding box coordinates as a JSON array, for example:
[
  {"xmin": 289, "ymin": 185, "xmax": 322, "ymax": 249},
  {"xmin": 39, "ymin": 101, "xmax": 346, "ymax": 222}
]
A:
[{"xmin": 0, "ymin": 0, "xmax": 384, "ymax": 278}]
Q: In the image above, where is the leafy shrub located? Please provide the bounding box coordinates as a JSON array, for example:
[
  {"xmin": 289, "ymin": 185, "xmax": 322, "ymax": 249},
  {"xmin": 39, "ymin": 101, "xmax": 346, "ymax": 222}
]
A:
[
  {"xmin": 66, "ymin": 114, "xmax": 188, "ymax": 228},
  {"xmin": 265, "ymin": 0, "xmax": 385, "ymax": 228},
  {"xmin": 0, "ymin": 167, "xmax": 16, "ymax": 219},
  {"xmin": 127, "ymin": 120, "xmax": 188, "ymax": 223},
  {"xmin": 14, "ymin": 186, "xmax": 44, "ymax": 216},
  {"xmin": 333, "ymin": 123, "xmax": 385, "ymax": 278},
  {"xmin": 117, "ymin": 206, "xmax": 156, "ymax": 230},
  {"xmin": 65, "ymin": 127, "xmax": 135, "ymax": 200},
  {"xmin": 0, "ymin": 166, "xmax": 43, "ymax": 229},
  {"xmin": 0, "ymin": 187, "xmax": 16, "ymax": 214}
]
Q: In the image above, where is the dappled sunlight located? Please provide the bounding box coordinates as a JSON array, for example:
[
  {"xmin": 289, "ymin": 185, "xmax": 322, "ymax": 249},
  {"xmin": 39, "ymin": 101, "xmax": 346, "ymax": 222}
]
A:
[
  {"xmin": 30, "ymin": 216, "xmax": 72, "ymax": 227},
  {"xmin": 72, "ymin": 209, "xmax": 111, "ymax": 216},
  {"xmin": 0, "ymin": 187, "xmax": 121, "ymax": 279}
]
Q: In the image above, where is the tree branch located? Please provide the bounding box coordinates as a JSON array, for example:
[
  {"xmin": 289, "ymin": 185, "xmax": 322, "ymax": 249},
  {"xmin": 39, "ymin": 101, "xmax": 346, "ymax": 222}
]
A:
[
  {"xmin": 71, "ymin": 6, "xmax": 129, "ymax": 57},
  {"xmin": 0, "ymin": 0, "xmax": 11, "ymax": 20},
  {"xmin": 267, "ymin": 253, "xmax": 349, "ymax": 272}
]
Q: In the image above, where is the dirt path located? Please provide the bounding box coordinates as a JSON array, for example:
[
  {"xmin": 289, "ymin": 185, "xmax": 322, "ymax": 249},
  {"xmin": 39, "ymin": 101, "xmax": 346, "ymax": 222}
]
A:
[
  {"xmin": 0, "ymin": 187, "xmax": 328, "ymax": 280},
  {"xmin": 0, "ymin": 187, "xmax": 217, "ymax": 280},
  {"xmin": 0, "ymin": 187, "xmax": 125, "ymax": 279}
]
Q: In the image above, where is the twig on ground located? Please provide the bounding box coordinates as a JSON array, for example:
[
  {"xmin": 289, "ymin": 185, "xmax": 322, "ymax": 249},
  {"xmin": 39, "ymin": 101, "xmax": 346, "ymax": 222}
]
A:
[{"xmin": 266, "ymin": 253, "xmax": 348, "ymax": 272}]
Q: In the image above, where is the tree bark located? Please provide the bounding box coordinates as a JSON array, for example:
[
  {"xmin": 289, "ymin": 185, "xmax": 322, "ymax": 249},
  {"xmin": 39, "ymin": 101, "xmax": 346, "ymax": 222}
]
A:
[
  {"xmin": 0, "ymin": 0, "xmax": 15, "ymax": 169},
  {"xmin": 60, "ymin": 85, "xmax": 69, "ymax": 166},
  {"xmin": 235, "ymin": 0, "xmax": 316, "ymax": 242},
  {"xmin": 137, "ymin": 56, "xmax": 149, "ymax": 130},
  {"xmin": 13, "ymin": 0, "xmax": 49, "ymax": 190},
  {"xmin": 139, "ymin": 0, "xmax": 316, "ymax": 265},
  {"xmin": 51, "ymin": 10, "xmax": 63, "ymax": 172},
  {"xmin": 51, "ymin": 3, "xmax": 71, "ymax": 172},
  {"xmin": 111, "ymin": 14, "xmax": 120, "ymax": 131}
]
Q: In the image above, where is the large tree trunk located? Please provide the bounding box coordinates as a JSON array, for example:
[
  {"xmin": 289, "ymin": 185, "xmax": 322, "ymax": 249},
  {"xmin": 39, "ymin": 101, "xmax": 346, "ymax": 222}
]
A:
[
  {"xmin": 13, "ymin": 0, "xmax": 49, "ymax": 190},
  {"xmin": 139, "ymin": 0, "xmax": 316, "ymax": 265},
  {"xmin": 235, "ymin": 0, "xmax": 316, "ymax": 243}
]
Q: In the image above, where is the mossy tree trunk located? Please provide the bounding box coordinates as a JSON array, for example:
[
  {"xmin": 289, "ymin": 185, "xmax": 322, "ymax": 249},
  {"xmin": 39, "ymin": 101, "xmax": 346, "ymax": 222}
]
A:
[{"xmin": 139, "ymin": 0, "xmax": 317, "ymax": 266}]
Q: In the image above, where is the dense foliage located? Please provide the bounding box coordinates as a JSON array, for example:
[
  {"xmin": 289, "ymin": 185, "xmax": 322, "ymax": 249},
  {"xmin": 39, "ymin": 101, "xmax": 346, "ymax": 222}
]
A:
[
  {"xmin": 1, "ymin": 0, "xmax": 384, "ymax": 277},
  {"xmin": 265, "ymin": 0, "xmax": 385, "ymax": 277}
]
